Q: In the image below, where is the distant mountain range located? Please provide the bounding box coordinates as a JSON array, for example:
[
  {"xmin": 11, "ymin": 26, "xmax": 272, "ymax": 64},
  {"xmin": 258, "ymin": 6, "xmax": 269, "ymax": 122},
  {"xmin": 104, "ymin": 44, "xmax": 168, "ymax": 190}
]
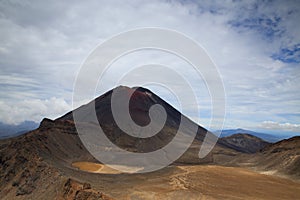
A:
[
  {"xmin": 0, "ymin": 121, "xmax": 39, "ymax": 139},
  {"xmin": 214, "ymin": 128, "xmax": 285, "ymax": 143}
]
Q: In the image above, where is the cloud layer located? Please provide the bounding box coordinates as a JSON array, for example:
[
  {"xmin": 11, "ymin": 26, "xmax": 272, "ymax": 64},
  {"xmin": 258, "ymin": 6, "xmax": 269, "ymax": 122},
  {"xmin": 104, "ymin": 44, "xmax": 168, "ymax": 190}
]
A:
[
  {"xmin": 0, "ymin": 97, "xmax": 71, "ymax": 125},
  {"xmin": 0, "ymin": 0, "xmax": 299, "ymax": 134}
]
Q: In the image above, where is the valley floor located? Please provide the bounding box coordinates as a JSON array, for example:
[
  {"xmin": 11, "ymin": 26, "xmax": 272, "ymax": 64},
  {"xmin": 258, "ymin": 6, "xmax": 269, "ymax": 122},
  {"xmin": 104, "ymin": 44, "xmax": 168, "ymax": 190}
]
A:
[{"xmin": 71, "ymin": 162, "xmax": 300, "ymax": 200}]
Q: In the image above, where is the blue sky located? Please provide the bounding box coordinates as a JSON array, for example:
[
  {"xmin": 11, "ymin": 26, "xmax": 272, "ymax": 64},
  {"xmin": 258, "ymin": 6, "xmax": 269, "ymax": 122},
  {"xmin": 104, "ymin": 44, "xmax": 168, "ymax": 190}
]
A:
[{"xmin": 0, "ymin": 0, "xmax": 299, "ymax": 135}]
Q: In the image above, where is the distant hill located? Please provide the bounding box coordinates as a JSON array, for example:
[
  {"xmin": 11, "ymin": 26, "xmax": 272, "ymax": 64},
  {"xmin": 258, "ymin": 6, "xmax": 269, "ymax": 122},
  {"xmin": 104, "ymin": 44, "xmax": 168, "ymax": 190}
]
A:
[
  {"xmin": 215, "ymin": 129, "xmax": 283, "ymax": 143},
  {"xmin": 219, "ymin": 133, "xmax": 270, "ymax": 153},
  {"xmin": 0, "ymin": 121, "xmax": 39, "ymax": 139}
]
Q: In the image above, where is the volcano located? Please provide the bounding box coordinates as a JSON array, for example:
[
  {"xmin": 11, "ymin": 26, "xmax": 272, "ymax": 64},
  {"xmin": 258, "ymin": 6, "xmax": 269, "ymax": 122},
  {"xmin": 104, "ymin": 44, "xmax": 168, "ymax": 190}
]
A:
[{"xmin": 59, "ymin": 86, "xmax": 211, "ymax": 153}]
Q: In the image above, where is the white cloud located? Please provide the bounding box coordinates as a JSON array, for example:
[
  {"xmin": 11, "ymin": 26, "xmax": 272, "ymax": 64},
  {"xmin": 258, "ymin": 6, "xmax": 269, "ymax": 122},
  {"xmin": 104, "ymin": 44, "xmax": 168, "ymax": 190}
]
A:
[
  {"xmin": 0, "ymin": 97, "xmax": 71, "ymax": 125},
  {"xmin": 260, "ymin": 121, "xmax": 300, "ymax": 132}
]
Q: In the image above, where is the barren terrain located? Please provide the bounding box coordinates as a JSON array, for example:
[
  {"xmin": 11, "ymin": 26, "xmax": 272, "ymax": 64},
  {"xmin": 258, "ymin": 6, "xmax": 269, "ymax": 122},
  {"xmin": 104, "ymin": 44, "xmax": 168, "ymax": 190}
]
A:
[{"xmin": 71, "ymin": 162, "xmax": 300, "ymax": 200}]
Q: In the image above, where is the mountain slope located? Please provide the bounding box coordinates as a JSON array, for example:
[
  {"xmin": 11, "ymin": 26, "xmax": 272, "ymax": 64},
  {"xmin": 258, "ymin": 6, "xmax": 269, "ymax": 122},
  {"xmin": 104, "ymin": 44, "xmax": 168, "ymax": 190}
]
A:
[
  {"xmin": 253, "ymin": 136, "xmax": 300, "ymax": 178},
  {"xmin": 219, "ymin": 133, "xmax": 270, "ymax": 153},
  {"xmin": 59, "ymin": 86, "xmax": 209, "ymax": 152},
  {"xmin": 0, "ymin": 119, "xmax": 113, "ymax": 199}
]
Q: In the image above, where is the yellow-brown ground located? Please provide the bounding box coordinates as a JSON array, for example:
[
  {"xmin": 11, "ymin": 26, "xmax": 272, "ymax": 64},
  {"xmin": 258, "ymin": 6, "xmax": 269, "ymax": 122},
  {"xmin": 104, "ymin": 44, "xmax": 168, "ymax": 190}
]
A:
[{"xmin": 71, "ymin": 162, "xmax": 300, "ymax": 200}]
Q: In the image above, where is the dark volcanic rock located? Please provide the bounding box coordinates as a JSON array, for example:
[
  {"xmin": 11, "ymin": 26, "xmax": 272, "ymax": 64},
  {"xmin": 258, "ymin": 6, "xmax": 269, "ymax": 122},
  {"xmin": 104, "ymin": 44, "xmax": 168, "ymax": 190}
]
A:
[
  {"xmin": 59, "ymin": 86, "xmax": 210, "ymax": 153},
  {"xmin": 219, "ymin": 133, "xmax": 270, "ymax": 153}
]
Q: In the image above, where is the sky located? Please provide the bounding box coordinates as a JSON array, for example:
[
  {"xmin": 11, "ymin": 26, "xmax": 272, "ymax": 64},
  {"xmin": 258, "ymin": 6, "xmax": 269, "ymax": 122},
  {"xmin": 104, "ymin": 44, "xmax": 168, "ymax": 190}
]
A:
[{"xmin": 0, "ymin": 0, "xmax": 299, "ymax": 136}]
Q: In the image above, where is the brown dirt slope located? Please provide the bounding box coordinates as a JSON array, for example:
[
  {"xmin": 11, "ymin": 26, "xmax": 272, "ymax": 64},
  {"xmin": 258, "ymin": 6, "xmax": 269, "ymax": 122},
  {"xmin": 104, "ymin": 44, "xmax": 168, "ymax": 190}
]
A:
[
  {"xmin": 0, "ymin": 120, "xmax": 114, "ymax": 200},
  {"xmin": 251, "ymin": 136, "xmax": 300, "ymax": 178}
]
